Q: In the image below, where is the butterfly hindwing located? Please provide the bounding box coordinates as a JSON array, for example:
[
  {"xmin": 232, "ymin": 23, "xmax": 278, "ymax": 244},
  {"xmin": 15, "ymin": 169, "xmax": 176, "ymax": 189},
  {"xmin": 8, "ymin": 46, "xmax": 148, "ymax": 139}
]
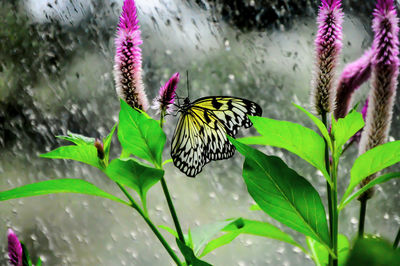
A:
[{"xmin": 171, "ymin": 96, "xmax": 262, "ymax": 177}]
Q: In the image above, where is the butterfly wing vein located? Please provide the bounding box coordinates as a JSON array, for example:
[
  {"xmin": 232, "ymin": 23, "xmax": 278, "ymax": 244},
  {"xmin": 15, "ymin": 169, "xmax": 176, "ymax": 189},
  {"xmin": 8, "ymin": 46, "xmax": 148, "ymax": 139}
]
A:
[{"xmin": 171, "ymin": 97, "xmax": 262, "ymax": 177}]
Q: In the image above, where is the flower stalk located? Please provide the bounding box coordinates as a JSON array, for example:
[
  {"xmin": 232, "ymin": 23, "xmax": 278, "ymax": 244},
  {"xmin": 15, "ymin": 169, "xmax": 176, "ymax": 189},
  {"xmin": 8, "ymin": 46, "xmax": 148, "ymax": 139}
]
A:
[
  {"xmin": 314, "ymin": 1, "xmax": 343, "ymax": 264},
  {"xmin": 357, "ymin": 0, "xmax": 399, "ymax": 236}
]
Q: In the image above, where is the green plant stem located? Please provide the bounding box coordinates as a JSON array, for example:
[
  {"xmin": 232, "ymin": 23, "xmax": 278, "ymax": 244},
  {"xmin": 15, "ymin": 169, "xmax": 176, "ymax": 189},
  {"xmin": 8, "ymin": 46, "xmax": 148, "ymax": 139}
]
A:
[
  {"xmin": 393, "ymin": 226, "xmax": 400, "ymax": 249},
  {"xmin": 330, "ymin": 158, "xmax": 338, "ymax": 266},
  {"xmin": 321, "ymin": 111, "xmax": 334, "ymax": 266},
  {"xmin": 117, "ymin": 183, "xmax": 182, "ymax": 265},
  {"xmin": 358, "ymin": 197, "xmax": 367, "ymax": 238},
  {"xmin": 160, "ymin": 177, "xmax": 186, "ymax": 245},
  {"xmin": 158, "ymin": 110, "xmax": 188, "ymax": 264}
]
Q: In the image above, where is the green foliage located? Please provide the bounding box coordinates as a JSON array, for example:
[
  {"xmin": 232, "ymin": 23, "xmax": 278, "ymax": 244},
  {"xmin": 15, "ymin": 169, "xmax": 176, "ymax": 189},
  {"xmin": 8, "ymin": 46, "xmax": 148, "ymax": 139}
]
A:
[
  {"xmin": 341, "ymin": 141, "xmax": 400, "ymax": 205},
  {"xmin": 21, "ymin": 242, "xmax": 32, "ymax": 266},
  {"xmin": 201, "ymin": 218, "xmax": 306, "ymax": 257},
  {"xmin": 176, "ymin": 239, "xmax": 212, "ymax": 266},
  {"xmin": 189, "ymin": 220, "xmax": 235, "ymax": 255},
  {"xmin": 293, "ymin": 104, "xmax": 332, "ymax": 150},
  {"xmin": 229, "ymin": 138, "xmax": 331, "ymax": 252},
  {"xmin": 0, "ymin": 179, "xmax": 128, "ymax": 206},
  {"xmin": 118, "ymin": 100, "xmax": 166, "ymax": 166},
  {"xmin": 307, "ymin": 234, "xmax": 349, "ymax": 266},
  {"xmin": 331, "ymin": 111, "xmax": 364, "ymax": 162},
  {"xmin": 339, "ymin": 172, "xmax": 400, "ymax": 210},
  {"xmin": 105, "ymin": 158, "xmax": 164, "ymax": 209},
  {"xmin": 345, "ymin": 237, "xmax": 400, "ymax": 265},
  {"xmin": 56, "ymin": 131, "xmax": 96, "ymax": 145},
  {"xmin": 240, "ymin": 115, "xmax": 330, "ymax": 183},
  {"xmin": 103, "ymin": 123, "xmax": 117, "ymax": 164},
  {"xmin": 40, "ymin": 145, "xmax": 102, "ymax": 169}
]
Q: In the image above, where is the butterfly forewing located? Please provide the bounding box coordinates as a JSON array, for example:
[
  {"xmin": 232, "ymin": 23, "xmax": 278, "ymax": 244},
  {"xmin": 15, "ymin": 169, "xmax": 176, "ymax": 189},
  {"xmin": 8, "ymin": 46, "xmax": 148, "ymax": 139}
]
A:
[
  {"xmin": 192, "ymin": 97, "xmax": 262, "ymax": 135},
  {"xmin": 171, "ymin": 96, "xmax": 262, "ymax": 177}
]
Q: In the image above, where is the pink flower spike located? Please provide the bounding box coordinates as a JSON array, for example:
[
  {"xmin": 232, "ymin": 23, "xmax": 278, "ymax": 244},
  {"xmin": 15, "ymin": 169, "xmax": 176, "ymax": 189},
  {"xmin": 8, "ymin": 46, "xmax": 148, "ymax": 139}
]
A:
[
  {"xmin": 152, "ymin": 72, "xmax": 180, "ymax": 113},
  {"xmin": 8, "ymin": 229, "xmax": 23, "ymax": 266},
  {"xmin": 114, "ymin": 0, "xmax": 149, "ymax": 111},
  {"xmin": 358, "ymin": 0, "xmax": 399, "ymax": 199},
  {"xmin": 312, "ymin": 0, "xmax": 344, "ymax": 115},
  {"xmin": 334, "ymin": 49, "xmax": 373, "ymax": 119}
]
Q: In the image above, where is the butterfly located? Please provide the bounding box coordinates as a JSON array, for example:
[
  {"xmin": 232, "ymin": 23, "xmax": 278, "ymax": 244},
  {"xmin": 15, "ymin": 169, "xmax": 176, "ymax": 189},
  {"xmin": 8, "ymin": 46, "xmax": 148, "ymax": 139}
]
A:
[{"xmin": 171, "ymin": 96, "xmax": 262, "ymax": 177}]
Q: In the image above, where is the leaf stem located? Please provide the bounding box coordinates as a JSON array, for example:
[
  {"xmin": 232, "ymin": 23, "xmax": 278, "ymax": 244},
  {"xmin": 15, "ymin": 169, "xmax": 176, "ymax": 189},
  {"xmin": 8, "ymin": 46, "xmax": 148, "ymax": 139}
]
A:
[
  {"xmin": 358, "ymin": 196, "xmax": 367, "ymax": 238},
  {"xmin": 393, "ymin": 226, "xmax": 400, "ymax": 249},
  {"xmin": 116, "ymin": 183, "xmax": 182, "ymax": 265}
]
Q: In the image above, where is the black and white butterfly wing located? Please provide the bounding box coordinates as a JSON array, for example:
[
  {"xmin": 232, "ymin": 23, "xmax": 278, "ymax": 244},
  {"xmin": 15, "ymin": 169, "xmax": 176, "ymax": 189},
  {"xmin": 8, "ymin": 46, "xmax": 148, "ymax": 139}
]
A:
[
  {"xmin": 171, "ymin": 109, "xmax": 209, "ymax": 177},
  {"xmin": 192, "ymin": 97, "xmax": 262, "ymax": 135},
  {"xmin": 171, "ymin": 97, "xmax": 262, "ymax": 177}
]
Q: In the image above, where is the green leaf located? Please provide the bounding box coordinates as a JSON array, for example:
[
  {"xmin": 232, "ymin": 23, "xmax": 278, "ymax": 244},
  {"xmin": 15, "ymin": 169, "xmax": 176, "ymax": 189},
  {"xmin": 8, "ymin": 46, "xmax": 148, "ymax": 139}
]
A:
[
  {"xmin": 341, "ymin": 141, "xmax": 400, "ymax": 204},
  {"xmin": 229, "ymin": 138, "xmax": 331, "ymax": 253},
  {"xmin": 176, "ymin": 239, "xmax": 212, "ymax": 266},
  {"xmin": 249, "ymin": 204, "xmax": 262, "ymax": 211},
  {"xmin": 293, "ymin": 103, "xmax": 332, "ymax": 151},
  {"xmin": 200, "ymin": 218, "xmax": 306, "ymax": 258},
  {"xmin": 0, "ymin": 179, "xmax": 129, "ymax": 206},
  {"xmin": 103, "ymin": 123, "xmax": 117, "ymax": 164},
  {"xmin": 240, "ymin": 116, "xmax": 330, "ymax": 183},
  {"xmin": 190, "ymin": 220, "xmax": 235, "ymax": 255},
  {"xmin": 118, "ymin": 100, "xmax": 166, "ymax": 166},
  {"xmin": 200, "ymin": 231, "xmax": 240, "ymax": 258},
  {"xmin": 40, "ymin": 145, "xmax": 102, "ymax": 169},
  {"xmin": 331, "ymin": 111, "xmax": 364, "ymax": 161},
  {"xmin": 56, "ymin": 131, "xmax": 95, "ymax": 145},
  {"xmin": 105, "ymin": 158, "xmax": 163, "ymax": 208},
  {"xmin": 307, "ymin": 234, "xmax": 349, "ymax": 266},
  {"xmin": 345, "ymin": 236, "xmax": 400, "ymax": 266},
  {"xmin": 36, "ymin": 258, "xmax": 42, "ymax": 266},
  {"xmin": 339, "ymin": 172, "xmax": 400, "ymax": 210},
  {"xmin": 21, "ymin": 242, "xmax": 32, "ymax": 266},
  {"xmin": 158, "ymin": 225, "xmax": 179, "ymax": 239}
]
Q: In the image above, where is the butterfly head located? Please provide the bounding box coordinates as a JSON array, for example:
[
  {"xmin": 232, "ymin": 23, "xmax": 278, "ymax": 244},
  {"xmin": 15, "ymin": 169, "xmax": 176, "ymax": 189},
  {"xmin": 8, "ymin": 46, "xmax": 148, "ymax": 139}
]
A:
[{"xmin": 183, "ymin": 97, "xmax": 190, "ymax": 106}]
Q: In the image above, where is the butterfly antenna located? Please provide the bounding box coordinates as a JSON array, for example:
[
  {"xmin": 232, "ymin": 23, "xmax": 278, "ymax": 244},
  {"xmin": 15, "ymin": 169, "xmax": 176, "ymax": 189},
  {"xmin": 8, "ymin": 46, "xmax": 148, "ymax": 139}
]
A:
[
  {"xmin": 175, "ymin": 92, "xmax": 181, "ymax": 106},
  {"xmin": 186, "ymin": 70, "xmax": 190, "ymax": 99}
]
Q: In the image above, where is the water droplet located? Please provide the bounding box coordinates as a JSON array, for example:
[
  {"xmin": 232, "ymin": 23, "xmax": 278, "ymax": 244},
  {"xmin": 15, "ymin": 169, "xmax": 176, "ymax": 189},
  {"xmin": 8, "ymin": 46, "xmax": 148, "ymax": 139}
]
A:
[{"xmin": 351, "ymin": 217, "xmax": 358, "ymax": 224}]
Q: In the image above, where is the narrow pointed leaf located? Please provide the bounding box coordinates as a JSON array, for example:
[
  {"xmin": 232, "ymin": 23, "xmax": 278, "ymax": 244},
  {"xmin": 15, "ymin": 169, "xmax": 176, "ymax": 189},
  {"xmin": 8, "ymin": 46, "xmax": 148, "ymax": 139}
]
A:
[
  {"xmin": 240, "ymin": 116, "xmax": 329, "ymax": 181},
  {"xmin": 40, "ymin": 145, "xmax": 102, "ymax": 169},
  {"xmin": 293, "ymin": 103, "xmax": 332, "ymax": 151},
  {"xmin": 200, "ymin": 218, "xmax": 306, "ymax": 258},
  {"xmin": 103, "ymin": 123, "xmax": 117, "ymax": 164},
  {"xmin": 0, "ymin": 179, "xmax": 128, "ymax": 205},
  {"xmin": 332, "ymin": 111, "xmax": 364, "ymax": 160},
  {"xmin": 56, "ymin": 131, "xmax": 95, "ymax": 145},
  {"xmin": 189, "ymin": 220, "xmax": 235, "ymax": 255},
  {"xmin": 342, "ymin": 141, "xmax": 400, "ymax": 203},
  {"xmin": 118, "ymin": 100, "xmax": 166, "ymax": 166},
  {"xmin": 105, "ymin": 158, "xmax": 163, "ymax": 206},
  {"xmin": 21, "ymin": 242, "xmax": 32, "ymax": 266},
  {"xmin": 339, "ymin": 172, "xmax": 400, "ymax": 210},
  {"xmin": 229, "ymin": 137, "xmax": 331, "ymax": 250}
]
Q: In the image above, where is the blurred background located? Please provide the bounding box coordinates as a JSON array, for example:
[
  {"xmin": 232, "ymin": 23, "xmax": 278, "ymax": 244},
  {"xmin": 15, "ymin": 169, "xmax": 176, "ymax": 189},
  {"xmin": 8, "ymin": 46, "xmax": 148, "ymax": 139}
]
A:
[{"xmin": 1, "ymin": 0, "xmax": 399, "ymax": 265}]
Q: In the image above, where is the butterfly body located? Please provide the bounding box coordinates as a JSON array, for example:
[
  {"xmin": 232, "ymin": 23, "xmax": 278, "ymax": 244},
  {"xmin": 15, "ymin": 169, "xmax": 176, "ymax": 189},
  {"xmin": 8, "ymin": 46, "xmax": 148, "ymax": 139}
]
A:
[{"xmin": 171, "ymin": 96, "xmax": 262, "ymax": 177}]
